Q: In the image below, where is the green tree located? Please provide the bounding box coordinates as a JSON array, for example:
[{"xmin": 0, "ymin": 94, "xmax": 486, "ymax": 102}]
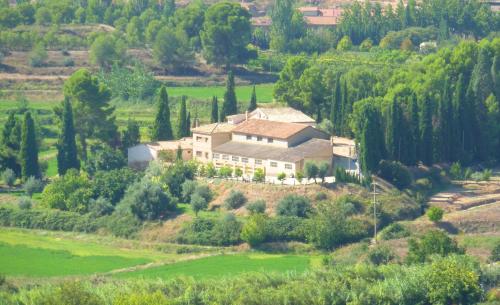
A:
[
  {"xmin": 20, "ymin": 112, "xmax": 40, "ymax": 180},
  {"xmin": 420, "ymin": 95, "xmax": 433, "ymax": 165},
  {"xmin": 385, "ymin": 97, "xmax": 404, "ymax": 161},
  {"xmin": 304, "ymin": 161, "xmax": 318, "ymax": 183},
  {"xmin": 471, "ymin": 46, "xmax": 494, "ymax": 104},
  {"xmin": 153, "ymin": 27, "xmax": 193, "ymax": 72},
  {"xmin": 41, "ymin": 169, "xmax": 93, "ymax": 212},
  {"xmin": 211, "ymin": 96, "xmax": 219, "ymax": 123},
  {"xmin": 253, "ymin": 168, "xmax": 265, "ymax": 182},
  {"xmin": 427, "ymin": 206, "xmax": 444, "ymax": 222},
  {"xmin": 28, "ymin": 43, "xmax": 47, "ymax": 67},
  {"xmin": 2, "ymin": 168, "xmax": 15, "ymax": 189},
  {"xmin": 64, "ymin": 69, "xmax": 118, "ymax": 160},
  {"xmin": 318, "ymin": 162, "xmax": 329, "ymax": 183},
  {"xmin": 337, "ymin": 35, "xmax": 353, "ymax": 51},
  {"xmin": 177, "ymin": 96, "xmax": 189, "ymax": 138},
  {"xmin": 276, "ymin": 195, "xmax": 311, "ymax": 217},
  {"xmin": 190, "ymin": 193, "xmax": 208, "ymax": 216},
  {"xmin": 200, "ymin": 2, "xmax": 252, "ymax": 68},
  {"xmin": 329, "ymin": 76, "xmax": 342, "ymax": 135},
  {"xmin": 151, "ymin": 86, "xmax": 174, "ymax": 141},
  {"xmin": 89, "ymin": 35, "xmax": 125, "ymax": 70},
  {"xmin": 358, "ymin": 102, "xmax": 386, "ymax": 173},
  {"xmin": 57, "ymin": 98, "xmax": 80, "ymax": 176},
  {"xmin": 241, "ymin": 214, "xmax": 267, "ymax": 247},
  {"xmin": 2, "ymin": 112, "xmax": 21, "ymax": 151},
  {"xmin": 408, "ymin": 93, "xmax": 420, "ymax": 165},
  {"xmin": 406, "ymin": 230, "xmax": 464, "ymax": 263},
  {"xmin": 120, "ymin": 180, "xmax": 176, "ymax": 221},
  {"xmin": 277, "ymin": 172, "xmax": 286, "ymax": 184},
  {"xmin": 221, "ymin": 70, "xmax": 237, "ymax": 121},
  {"xmin": 248, "ymin": 85, "xmax": 257, "ymax": 112},
  {"xmin": 121, "ymin": 119, "xmax": 141, "ymax": 155}
]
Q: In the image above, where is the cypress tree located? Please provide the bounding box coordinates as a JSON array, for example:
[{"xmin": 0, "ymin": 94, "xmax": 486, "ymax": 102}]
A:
[
  {"xmin": 340, "ymin": 80, "xmax": 349, "ymax": 136},
  {"xmin": 177, "ymin": 96, "xmax": 188, "ymax": 138},
  {"xmin": 121, "ymin": 119, "xmax": 141, "ymax": 155},
  {"xmin": 20, "ymin": 112, "xmax": 40, "ymax": 180},
  {"xmin": 471, "ymin": 46, "xmax": 494, "ymax": 104},
  {"xmin": 359, "ymin": 104, "xmax": 386, "ymax": 174},
  {"xmin": 386, "ymin": 97, "xmax": 403, "ymax": 161},
  {"xmin": 57, "ymin": 98, "xmax": 80, "ymax": 175},
  {"xmin": 211, "ymin": 96, "xmax": 219, "ymax": 123},
  {"xmin": 151, "ymin": 86, "xmax": 173, "ymax": 141},
  {"xmin": 329, "ymin": 77, "xmax": 342, "ymax": 135},
  {"xmin": 454, "ymin": 74, "xmax": 473, "ymax": 163},
  {"xmin": 492, "ymin": 56, "xmax": 500, "ymax": 99},
  {"xmin": 420, "ymin": 95, "xmax": 433, "ymax": 166},
  {"xmin": 436, "ymin": 80, "xmax": 452, "ymax": 162},
  {"xmin": 2, "ymin": 112, "xmax": 21, "ymax": 151},
  {"xmin": 186, "ymin": 112, "xmax": 191, "ymax": 136},
  {"xmin": 248, "ymin": 85, "xmax": 257, "ymax": 112},
  {"xmin": 221, "ymin": 70, "xmax": 237, "ymax": 121},
  {"xmin": 408, "ymin": 93, "xmax": 419, "ymax": 165}
]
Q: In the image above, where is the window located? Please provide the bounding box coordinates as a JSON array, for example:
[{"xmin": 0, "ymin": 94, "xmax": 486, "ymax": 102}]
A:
[
  {"xmin": 267, "ymin": 138, "xmax": 274, "ymax": 143},
  {"xmin": 255, "ymin": 159, "xmax": 262, "ymax": 165},
  {"xmin": 196, "ymin": 151, "xmax": 202, "ymax": 157},
  {"xmin": 285, "ymin": 164, "xmax": 293, "ymax": 170},
  {"xmin": 205, "ymin": 152, "xmax": 209, "ymax": 158},
  {"xmin": 232, "ymin": 156, "xmax": 239, "ymax": 162},
  {"xmin": 205, "ymin": 137, "xmax": 208, "ymax": 142},
  {"xmin": 246, "ymin": 135, "xmax": 252, "ymax": 140},
  {"xmin": 213, "ymin": 153, "xmax": 220, "ymax": 159},
  {"xmin": 196, "ymin": 136, "xmax": 203, "ymax": 142},
  {"xmin": 242, "ymin": 157, "xmax": 248, "ymax": 163},
  {"xmin": 257, "ymin": 136, "xmax": 262, "ymax": 141},
  {"xmin": 270, "ymin": 162, "xmax": 278, "ymax": 167},
  {"xmin": 222, "ymin": 154, "xmax": 229, "ymax": 160}
]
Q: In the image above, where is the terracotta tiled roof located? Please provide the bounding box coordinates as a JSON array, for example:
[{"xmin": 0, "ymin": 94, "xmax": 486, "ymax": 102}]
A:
[
  {"xmin": 232, "ymin": 119, "xmax": 309, "ymax": 139},
  {"xmin": 191, "ymin": 123, "xmax": 236, "ymax": 135},
  {"xmin": 305, "ymin": 16, "xmax": 340, "ymax": 25},
  {"xmin": 250, "ymin": 107, "xmax": 316, "ymax": 124},
  {"xmin": 147, "ymin": 137, "xmax": 193, "ymax": 151}
]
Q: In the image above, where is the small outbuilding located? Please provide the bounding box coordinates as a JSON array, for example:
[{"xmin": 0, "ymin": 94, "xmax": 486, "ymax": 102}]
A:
[{"xmin": 128, "ymin": 137, "xmax": 193, "ymax": 169}]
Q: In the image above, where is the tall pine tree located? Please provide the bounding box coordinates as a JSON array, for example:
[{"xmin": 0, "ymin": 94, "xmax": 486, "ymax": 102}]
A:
[
  {"xmin": 471, "ymin": 46, "xmax": 494, "ymax": 104},
  {"xmin": 359, "ymin": 104, "xmax": 386, "ymax": 174},
  {"xmin": 186, "ymin": 112, "xmax": 191, "ymax": 136},
  {"xmin": 386, "ymin": 97, "xmax": 404, "ymax": 162},
  {"xmin": 2, "ymin": 112, "xmax": 21, "ymax": 151},
  {"xmin": 57, "ymin": 98, "xmax": 80, "ymax": 175},
  {"xmin": 436, "ymin": 80, "xmax": 453, "ymax": 162},
  {"xmin": 177, "ymin": 96, "xmax": 188, "ymax": 138},
  {"xmin": 211, "ymin": 96, "xmax": 219, "ymax": 123},
  {"xmin": 329, "ymin": 77, "xmax": 342, "ymax": 135},
  {"xmin": 20, "ymin": 112, "xmax": 40, "ymax": 179},
  {"xmin": 151, "ymin": 86, "xmax": 173, "ymax": 141},
  {"xmin": 408, "ymin": 93, "xmax": 419, "ymax": 165},
  {"xmin": 248, "ymin": 85, "xmax": 257, "ymax": 112},
  {"xmin": 420, "ymin": 95, "xmax": 433, "ymax": 166},
  {"xmin": 121, "ymin": 119, "xmax": 141, "ymax": 156},
  {"xmin": 221, "ymin": 70, "xmax": 237, "ymax": 121}
]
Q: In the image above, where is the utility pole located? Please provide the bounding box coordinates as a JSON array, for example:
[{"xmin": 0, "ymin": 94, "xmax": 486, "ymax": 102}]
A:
[{"xmin": 371, "ymin": 182, "xmax": 380, "ymax": 245}]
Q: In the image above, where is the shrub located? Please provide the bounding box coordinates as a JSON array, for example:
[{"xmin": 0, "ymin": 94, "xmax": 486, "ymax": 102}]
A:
[
  {"xmin": 449, "ymin": 162, "xmax": 463, "ymax": 180},
  {"xmin": 276, "ymin": 195, "xmax": 311, "ymax": 218},
  {"xmin": 335, "ymin": 167, "xmax": 361, "ymax": 184},
  {"xmin": 181, "ymin": 180, "xmax": 198, "ymax": 202},
  {"xmin": 28, "ymin": 43, "xmax": 47, "ymax": 67},
  {"xmin": 161, "ymin": 161, "xmax": 196, "ymax": 199},
  {"xmin": 176, "ymin": 215, "xmax": 242, "ymax": 246},
  {"xmin": 234, "ymin": 168, "xmax": 243, "ymax": 179},
  {"xmin": 406, "ymin": 230, "xmax": 464, "ymax": 264},
  {"xmin": 265, "ymin": 216, "xmax": 307, "ymax": 242},
  {"xmin": 194, "ymin": 184, "xmax": 213, "ymax": 203},
  {"xmin": 205, "ymin": 163, "xmax": 217, "ymax": 178},
  {"xmin": 490, "ymin": 243, "xmax": 500, "ymax": 262},
  {"xmin": 91, "ymin": 169, "xmax": 138, "ymax": 205},
  {"xmin": 377, "ymin": 160, "xmax": 412, "ymax": 190},
  {"xmin": 18, "ymin": 196, "xmax": 32, "ymax": 210},
  {"xmin": 190, "ymin": 193, "xmax": 208, "ymax": 216},
  {"xmin": 88, "ymin": 197, "xmax": 114, "ymax": 217},
  {"xmin": 304, "ymin": 161, "xmax": 318, "ymax": 182},
  {"xmin": 253, "ymin": 168, "xmax": 265, "ymax": 182},
  {"xmin": 379, "ymin": 223, "xmax": 411, "ymax": 240},
  {"xmin": 359, "ymin": 38, "xmax": 373, "ymax": 51},
  {"xmin": 2, "ymin": 168, "xmax": 16, "ymax": 188},
  {"xmin": 41, "ymin": 169, "xmax": 93, "ymax": 213},
  {"xmin": 482, "ymin": 169, "xmax": 492, "ymax": 181},
  {"xmin": 315, "ymin": 192, "xmax": 328, "ymax": 201},
  {"xmin": 211, "ymin": 213, "xmax": 242, "ymax": 246},
  {"xmin": 241, "ymin": 214, "xmax": 268, "ymax": 247},
  {"xmin": 63, "ymin": 57, "xmax": 75, "ymax": 67},
  {"xmin": 23, "ymin": 176, "xmax": 43, "ymax": 197},
  {"xmin": 337, "ymin": 35, "xmax": 352, "ymax": 51},
  {"xmin": 367, "ymin": 245, "xmax": 396, "ymax": 265},
  {"xmin": 84, "ymin": 145, "xmax": 127, "ymax": 175},
  {"xmin": 246, "ymin": 200, "xmax": 266, "ymax": 214},
  {"xmin": 33, "ymin": 281, "xmax": 104, "ymax": 305},
  {"xmin": 119, "ymin": 180, "xmax": 176, "ymax": 221},
  {"xmin": 317, "ymin": 162, "xmax": 329, "ymax": 183},
  {"xmin": 277, "ymin": 172, "xmax": 286, "ymax": 183},
  {"xmin": 224, "ymin": 190, "xmax": 247, "ymax": 210},
  {"xmin": 427, "ymin": 206, "xmax": 444, "ymax": 222}
]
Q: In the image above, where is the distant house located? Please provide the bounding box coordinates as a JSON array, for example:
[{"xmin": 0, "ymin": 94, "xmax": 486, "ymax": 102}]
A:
[
  {"xmin": 191, "ymin": 123, "xmax": 235, "ymax": 163},
  {"xmin": 298, "ymin": 6, "xmax": 343, "ymax": 28},
  {"xmin": 226, "ymin": 107, "xmax": 316, "ymax": 126},
  {"xmin": 128, "ymin": 137, "xmax": 193, "ymax": 169},
  {"xmin": 331, "ymin": 136, "xmax": 359, "ymax": 173}
]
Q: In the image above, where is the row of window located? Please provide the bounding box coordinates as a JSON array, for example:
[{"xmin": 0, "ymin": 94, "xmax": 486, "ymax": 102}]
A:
[
  {"xmin": 246, "ymin": 135, "xmax": 273, "ymax": 143},
  {"xmin": 196, "ymin": 136, "xmax": 208, "ymax": 143},
  {"xmin": 212, "ymin": 153, "xmax": 292, "ymax": 169}
]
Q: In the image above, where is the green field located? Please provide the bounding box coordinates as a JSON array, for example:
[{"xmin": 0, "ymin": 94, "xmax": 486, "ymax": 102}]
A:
[
  {"xmin": 116, "ymin": 254, "xmax": 312, "ymax": 280},
  {"xmin": 167, "ymin": 84, "xmax": 274, "ymax": 103}
]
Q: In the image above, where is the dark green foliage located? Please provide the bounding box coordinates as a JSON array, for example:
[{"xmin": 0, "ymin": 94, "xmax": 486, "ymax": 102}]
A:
[
  {"xmin": 276, "ymin": 195, "xmax": 311, "ymax": 218},
  {"xmin": 241, "ymin": 213, "xmax": 267, "ymax": 247},
  {"xmin": 177, "ymin": 96, "xmax": 189, "ymax": 138},
  {"xmin": 91, "ymin": 168, "xmax": 138, "ymax": 205},
  {"xmin": 335, "ymin": 167, "xmax": 362, "ymax": 184},
  {"xmin": 419, "ymin": 96, "xmax": 433, "ymax": 165},
  {"xmin": 2, "ymin": 112, "xmax": 21, "ymax": 151},
  {"xmin": 41, "ymin": 169, "xmax": 93, "ymax": 213},
  {"xmin": 248, "ymin": 85, "xmax": 257, "ymax": 112},
  {"xmin": 120, "ymin": 180, "xmax": 176, "ymax": 221},
  {"xmin": 210, "ymin": 96, "xmax": 219, "ymax": 123},
  {"xmin": 427, "ymin": 206, "xmax": 444, "ymax": 222},
  {"xmin": 200, "ymin": 2, "xmax": 253, "ymax": 68},
  {"xmin": 160, "ymin": 161, "xmax": 196, "ymax": 199},
  {"xmin": 367, "ymin": 245, "xmax": 396, "ymax": 265},
  {"xmin": 84, "ymin": 145, "xmax": 126, "ymax": 175},
  {"xmin": 1, "ymin": 168, "xmax": 16, "ymax": 188},
  {"xmin": 329, "ymin": 77, "xmax": 342, "ymax": 135},
  {"xmin": 246, "ymin": 200, "xmax": 266, "ymax": 214},
  {"xmin": 377, "ymin": 160, "xmax": 412, "ymax": 190},
  {"xmin": 221, "ymin": 71, "xmax": 237, "ymax": 121},
  {"xmin": 304, "ymin": 161, "xmax": 318, "ymax": 182},
  {"xmin": 151, "ymin": 86, "xmax": 173, "ymax": 141},
  {"xmin": 406, "ymin": 230, "xmax": 464, "ymax": 264},
  {"xmin": 88, "ymin": 197, "xmax": 114, "ymax": 217},
  {"xmin": 20, "ymin": 112, "xmax": 40, "ymax": 180},
  {"xmin": 177, "ymin": 215, "xmax": 242, "ymax": 246},
  {"xmin": 379, "ymin": 223, "xmax": 411, "ymax": 240},
  {"xmin": 224, "ymin": 190, "xmax": 247, "ymax": 210},
  {"xmin": 18, "ymin": 196, "xmax": 32, "ymax": 210},
  {"xmin": 490, "ymin": 243, "xmax": 500, "ymax": 262},
  {"xmin": 57, "ymin": 98, "xmax": 80, "ymax": 175},
  {"xmin": 359, "ymin": 103, "xmax": 386, "ymax": 174},
  {"xmin": 307, "ymin": 200, "xmax": 369, "ymax": 250},
  {"xmin": 121, "ymin": 119, "xmax": 140, "ymax": 155},
  {"xmin": 408, "ymin": 93, "xmax": 419, "ymax": 165},
  {"xmin": 265, "ymin": 216, "xmax": 307, "ymax": 242}
]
